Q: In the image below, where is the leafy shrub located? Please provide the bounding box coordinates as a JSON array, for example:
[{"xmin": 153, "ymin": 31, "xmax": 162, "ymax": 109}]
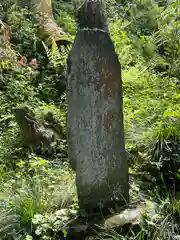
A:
[
  {"xmin": 0, "ymin": 0, "xmax": 180, "ymax": 239},
  {"xmin": 6, "ymin": 5, "xmax": 41, "ymax": 58},
  {"xmin": 0, "ymin": 155, "xmax": 76, "ymax": 240},
  {"xmin": 30, "ymin": 207, "xmax": 78, "ymax": 240},
  {"xmin": 56, "ymin": 9, "xmax": 77, "ymax": 35}
]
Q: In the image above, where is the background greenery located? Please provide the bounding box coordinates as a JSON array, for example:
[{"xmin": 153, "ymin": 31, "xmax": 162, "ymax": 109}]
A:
[{"xmin": 0, "ymin": 0, "xmax": 179, "ymax": 239}]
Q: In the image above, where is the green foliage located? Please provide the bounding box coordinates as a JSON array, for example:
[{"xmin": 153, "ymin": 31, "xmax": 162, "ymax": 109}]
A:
[
  {"xmin": 127, "ymin": 0, "xmax": 159, "ymax": 35},
  {"xmin": 123, "ymin": 69, "xmax": 180, "ymax": 145},
  {"xmin": 110, "ymin": 0, "xmax": 180, "ymax": 79},
  {"xmin": 56, "ymin": 9, "xmax": 78, "ymax": 35},
  {"xmin": 0, "ymin": 155, "xmax": 76, "ymax": 240},
  {"xmin": 42, "ymin": 39, "xmax": 69, "ymax": 68},
  {"xmin": 0, "ymin": 0, "xmax": 180, "ymax": 239},
  {"xmin": 30, "ymin": 207, "xmax": 78, "ymax": 240},
  {"xmin": 35, "ymin": 101, "xmax": 67, "ymax": 130},
  {"xmin": 6, "ymin": 5, "xmax": 41, "ymax": 57}
]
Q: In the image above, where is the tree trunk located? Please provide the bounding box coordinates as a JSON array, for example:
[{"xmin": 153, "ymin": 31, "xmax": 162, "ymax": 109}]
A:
[
  {"xmin": 0, "ymin": 0, "xmax": 71, "ymax": 46},
  {"xmin": 30, "ymin": 0, "xmax": 70, "ymax": 46}
]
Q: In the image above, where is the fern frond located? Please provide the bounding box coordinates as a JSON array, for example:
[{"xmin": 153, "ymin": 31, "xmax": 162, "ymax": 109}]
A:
[
  {"xmin": 52, "ymin": 38, "xmax": 63, "ymax": 67},
  {"xmin": 42, "ymin": 41, "xmax": 52, "ymax": 61},
  {"xmin": 42, "ymin": 38, "xmax": 69, "ymax": 68}
]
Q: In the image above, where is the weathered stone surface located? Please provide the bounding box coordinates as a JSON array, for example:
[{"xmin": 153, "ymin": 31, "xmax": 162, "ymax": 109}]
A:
[
  {"xmin": 105, "ymin": 207, "xmax": 142, "ymax": 229},
  {"xmin": 67, "ymin": 29, "xmax": 129, "ymax": 214},
  {"xmin": 77, "ymin": 0, "xmax": 108, "ymax": 32},
  {"xmin": 14, "ymin": 107, "xmax": 66, "ymax": 158}
]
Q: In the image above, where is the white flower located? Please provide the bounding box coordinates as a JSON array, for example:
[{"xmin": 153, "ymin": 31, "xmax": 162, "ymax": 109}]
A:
[
  {"xmin": 55, "ymin": 209, "xmax": 67, "ymax": 217},
  {"xmin": 35, "ymin": 227, "xmax": 42, "ymax": 235},
  {"xmin": 32, "ymin": 214, "xmax": 44, "ymax": 224},
  {"xmin": 25, "ymin": 235, "xmax": 33, "ymax": 240}
]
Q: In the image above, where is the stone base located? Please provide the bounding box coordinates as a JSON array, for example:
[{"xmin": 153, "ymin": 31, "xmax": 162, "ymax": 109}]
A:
[
  {"xmin": 78, "ymin": 199, "xmax": 128, "ymax": 218},
  {"xmin": 63, "ymin": 205, "xmax": 144, "ymax": 240}
]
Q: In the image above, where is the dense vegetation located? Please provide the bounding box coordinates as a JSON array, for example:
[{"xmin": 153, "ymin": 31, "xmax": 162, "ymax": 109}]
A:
[{"xmin": 0, "ymin": 0, "xmax": 179, "ymax": 239}]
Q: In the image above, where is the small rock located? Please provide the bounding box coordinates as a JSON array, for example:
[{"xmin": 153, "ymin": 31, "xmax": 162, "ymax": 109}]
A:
[
  {"xmin": 14, "ymin": 107, "xmax": 66, "ymax": 159},
  {"xmin": 105, "ymin": 207, "xmax": 143, "ymax": 229}
]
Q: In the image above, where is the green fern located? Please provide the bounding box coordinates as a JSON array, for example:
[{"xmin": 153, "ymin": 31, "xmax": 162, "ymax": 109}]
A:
[{"xmin": 42, "ymin": 38, "xmax": 70, "ymax": 68}]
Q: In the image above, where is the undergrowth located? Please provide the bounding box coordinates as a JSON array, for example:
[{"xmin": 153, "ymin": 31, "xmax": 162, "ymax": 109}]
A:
[{"xmin": 0, "ymin": 0, "xmax": 179, "ymax": 239}]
